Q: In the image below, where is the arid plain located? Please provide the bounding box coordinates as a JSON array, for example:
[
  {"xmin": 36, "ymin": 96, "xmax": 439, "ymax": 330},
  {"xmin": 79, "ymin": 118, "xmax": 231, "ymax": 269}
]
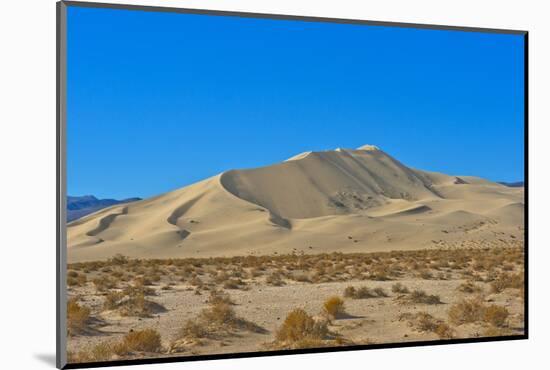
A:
[{"xmin": 66, "ymin": 146, "xmax": 524, "ymax": 363}]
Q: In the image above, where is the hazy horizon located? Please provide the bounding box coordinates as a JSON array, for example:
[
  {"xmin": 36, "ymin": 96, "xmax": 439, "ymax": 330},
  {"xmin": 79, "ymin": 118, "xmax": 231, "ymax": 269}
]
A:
[{"xmin": 67, "ymin": 6, "xmax": 525, "ymax": 199}]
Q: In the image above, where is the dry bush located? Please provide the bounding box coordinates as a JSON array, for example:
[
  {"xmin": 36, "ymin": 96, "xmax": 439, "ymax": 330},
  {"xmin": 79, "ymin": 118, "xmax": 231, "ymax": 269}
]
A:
[
  {"xmin": 103, "ymin": 286, "xmax": 164, "ymax": 317},
  {"xmin": 122, "ymin": 329, "xmax": 162, "ymax": 353},
  {"xmin": 484, "ymin": 305, "xmax": 509, "ymax": 327},
  {"xmin": 373, "ymin": 287, "xmax": 388, "ymax": 297},
  {"xmin": 344, "ymin": 286, "xmax": 387, "ymax": 299},
  {"xmin": 344, "ymin": 286, "xmax": 374, "ymax": 299},
  {"xmin": 323, "ymin": 296, "xmax": 345, "ymax": 318},
  {"xmin": 448, "ymin": 297, "xmax": 486, "ymax": 325},
  {"xmin": 435, "ymin": 322, "xmax": 454, "ymax": 339},
  {"xmin": 67, "ymin": 272, "xmax": 87, "ymax": 287},
  {"xmin": 223, "ymin": 278, "xmax": 247, "ymax": 290},
  {"xmin": 67, "ymin": 342, "xmax": 114, "ymax": 363},
  {"xmin": 70, "ymin": 329, "xmax": 162, "ymax": 362},
  {"xmin": 67, "ymin": 297, "xmax": 91, "ymax": 336},
  {"xmin": 457, "ymin": 281, "xmax": 482, "ymax": 294},
  {"xmin": 266, "ymin": 272, "xmax": 285, "ymax": 286},
  {"xmin": 418, "ymin": 270, "xmax": 433, "ymax": 280},
  {"xmin": 275, "ymin": 308, "xmax": 329, "ymax": 345},
  {"xmin": 92, "ymin": 276, "xmax": 117, "ymax": 292},
  {"xmin": 207, "ymin": 290, "xmax": 235, "ymax": 306},
  {"xmin": 392, "ymin": 283, "xmax": 409, "ymax": 294},
  {"xmin": 293, "ymin": 273, "xmax": 311, "ymax": 283},
  {"xmin": 482, "ymin": 326, "xmax": 513, "ymax": 337},
  {"xmin": 399, "ymin": 312, "xmax": 454, "ymax": 339},
  {"xmin": 179, "ymin": 302, "xmax": 265, "ymax": 341},
  {"xmin": 109, "ymin": 254, "xmax": 130, "ymax": 266},
  {"xmin": 491, "ymin": 272, "xmax": 524, "ymax": 293},
  {"xmin": 368, "ymin": 268, "xmax": 391, "ymax": 281},
  {"xmin": 190, "ymin": 276, "xmax": 203, "ymax": 287},
  {"xmin": 179, "ymin": 320, "xmax": 209, "ymax": 340},
  {"xmin": 407, "ymin": 290, "xmax": 442, "ymax": 305}
]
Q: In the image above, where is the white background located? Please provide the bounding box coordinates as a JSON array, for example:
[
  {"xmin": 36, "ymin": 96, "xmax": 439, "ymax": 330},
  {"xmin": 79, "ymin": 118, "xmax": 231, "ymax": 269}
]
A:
[{"xmin": 0, "ymin": 0, "xmax": 547, "ymax": 368}]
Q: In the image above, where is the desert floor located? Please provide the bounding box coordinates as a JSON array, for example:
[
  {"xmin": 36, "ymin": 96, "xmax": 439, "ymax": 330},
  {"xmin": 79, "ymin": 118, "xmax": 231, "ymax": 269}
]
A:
[{"xmin": 66, "ymin": 246, "xmax": 524, "ymax": 364}]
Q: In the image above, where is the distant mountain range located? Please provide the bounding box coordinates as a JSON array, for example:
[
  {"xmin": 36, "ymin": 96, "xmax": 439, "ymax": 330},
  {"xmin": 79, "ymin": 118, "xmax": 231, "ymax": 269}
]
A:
[
  {"xmin": 498, "ymin": 181, "xmax": 524, "ymax": 188},
  {"xmin": 67, "ymin": 195, "xmax": 141, "ymax": 222}
]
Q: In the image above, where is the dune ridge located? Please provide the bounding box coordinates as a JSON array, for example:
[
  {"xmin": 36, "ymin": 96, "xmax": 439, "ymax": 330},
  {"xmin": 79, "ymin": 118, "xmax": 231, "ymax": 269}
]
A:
[{"xmin": 67, "ymin": 145, "xmax": 524, "ymax": 262}]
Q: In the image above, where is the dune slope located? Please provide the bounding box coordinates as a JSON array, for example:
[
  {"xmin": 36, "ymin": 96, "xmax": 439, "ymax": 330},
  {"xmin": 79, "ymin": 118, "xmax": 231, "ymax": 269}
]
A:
[{"xmin": 67, "ymin": 146, "xmax": 524, "ymax": 262}]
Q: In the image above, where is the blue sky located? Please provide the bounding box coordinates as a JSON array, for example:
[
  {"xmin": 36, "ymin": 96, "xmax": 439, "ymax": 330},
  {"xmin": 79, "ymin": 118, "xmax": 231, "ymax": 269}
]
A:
[{"xmin": 67, "ymin": 6, "xmax": 525, "ymax": 199}]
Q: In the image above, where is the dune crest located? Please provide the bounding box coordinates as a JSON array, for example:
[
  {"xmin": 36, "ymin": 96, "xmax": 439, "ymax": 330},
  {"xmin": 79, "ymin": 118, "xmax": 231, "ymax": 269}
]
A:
[{"xmin": 67, "ymin": 146, "xmax": 524, "ymax": 262}]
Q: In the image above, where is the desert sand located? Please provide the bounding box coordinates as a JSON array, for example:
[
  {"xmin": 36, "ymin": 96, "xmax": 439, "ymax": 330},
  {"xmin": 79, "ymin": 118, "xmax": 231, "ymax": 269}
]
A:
[
  {"xmin": 66, "ymin": 145, "xmax": 524, "ymax": 364},
  {"xmin": 66, "ymin": 248, "xmax": 525, "ymax": 363},
  {"xmin": 67, "ymin": 145, "xmax": 524, "ymax": 262}
]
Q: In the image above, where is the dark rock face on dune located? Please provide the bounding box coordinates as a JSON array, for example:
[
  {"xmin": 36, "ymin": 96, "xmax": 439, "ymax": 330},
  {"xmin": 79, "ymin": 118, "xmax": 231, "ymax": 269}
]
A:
[{"xmin": 67, "ymin": 195, "xmax": 141, "ymax": 222}]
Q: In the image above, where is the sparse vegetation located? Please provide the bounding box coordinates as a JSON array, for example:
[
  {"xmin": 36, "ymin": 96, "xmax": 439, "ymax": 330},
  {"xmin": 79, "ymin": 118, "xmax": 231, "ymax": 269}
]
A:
[
  {"xmin": 67, "ymin": 297, "xmax": 91, "ymax": 336},
  {"xmin": 399, "ymin": 312, "xmax": 454, "ymax": 339},
  {"xmin": 66, "ymin": 246, "xmax": 524, "ymax": 361},
  {"xmin": 484, "ymin": 305, "xmax": 510, "ymax": 327},
  {"xmin": 448, "ymin": 297, "xmax": 486, "ymax": 325},
  {"xmin": 323, "ymin": 296, "xmax": 346, "ymax": 318},
  {"xmin": 405, "ymin": 290, "xmax": 442, "ymax": 305},
  {"xmin": 273, "ymin": 308, "xmax": 333, "ymax": 349},
  {"xmin": 392, "ymin": 283, "xmax": 409, "ymax": 294}
]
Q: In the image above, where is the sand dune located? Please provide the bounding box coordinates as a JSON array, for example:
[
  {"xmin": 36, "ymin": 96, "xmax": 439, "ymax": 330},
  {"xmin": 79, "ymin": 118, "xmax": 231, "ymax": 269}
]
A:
[{"xmin": 67, "ymin": 146, "xmax": 524, "ymax": 262}]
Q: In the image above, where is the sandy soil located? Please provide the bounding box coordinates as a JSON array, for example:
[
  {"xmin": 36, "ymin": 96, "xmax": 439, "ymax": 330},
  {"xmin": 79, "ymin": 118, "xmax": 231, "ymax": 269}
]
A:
[{"xmin": 66, "ymin": 248, "xmax": 525, "ymax": 363}]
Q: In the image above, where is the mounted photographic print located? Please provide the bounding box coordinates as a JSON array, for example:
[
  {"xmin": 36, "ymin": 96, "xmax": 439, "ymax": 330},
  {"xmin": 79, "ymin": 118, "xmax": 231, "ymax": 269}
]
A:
[{"xmin": 57, "ymin": 1, "xmax": 528, "ymax": 368}]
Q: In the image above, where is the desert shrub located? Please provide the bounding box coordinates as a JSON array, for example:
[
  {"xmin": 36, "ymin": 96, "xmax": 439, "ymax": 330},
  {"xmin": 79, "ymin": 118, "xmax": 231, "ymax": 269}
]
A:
[
  {"xmin": 323, "ymin": 296, "xmax": 345, "ymax": 318},
  {"xmin": 369, "ymin": 269, "xmax": 391, "ymax": 281},
  {"xmin": 89, "ymin": 342, "xmax": 116, "ymax": 361},
  {"xmin": 483, "ymin": 326, "xmax": 513, "ymax": 337},
  {"xmin": 392, "ymin": 283, "xmax": 409, "ymax": 294},
  {"xmin": 491, "ymin": 272, "xmax": 524, "ymax": 293},
  {"xmin": 408, "ymin": 290, "xmax": 442, "ymax": 305},
  {"xmin": 293, "ymin": 273, "xmax": 311, "ymax": 283},
  {"xmin": 223, "ymin": 278, "xmax": 246, "ymax": 290},
  {"xmin": 415, "ymin": 312, "xmax": 439, "ymax": 332},
  {"xmin": 67, "ymin": 297, "xmax": 91, "ymax": 335},
  {"xmin": 457, "ymin": 281, "xmax": 482, "ymax": 294},
  {"xmin": 418, "ymin": 270, "xmax": 433, "ymax": 280},
  {"xmin": 190, "ymin": 276, "xmax": 203, "ymax": 287},
  {"xmin": 110, "ymin": 254, "xmax": 129, "ymax": 265},
  {"xmin": 179, "ymin": 320, "xmax": 209, "ymax": 339},
  {"xmin": 103, "ymin": 287, "xmax": 164, "ymax": 317},
  {"xmin": 448, "ymin": 297, "xmax": 486, "ymax": 325},
  {"xmin": 199, "ymin": 302, "xmax": 237, "ymax": 326},
  {"xmin": 434, "ymin": 322, "xmax": 454, "ymax": 339},
  {"xmin": 266, "ymin": 273, "xmax": 285, "ymax": 286},
  {"xmin": 122, "ymin": 329, "xmax": 162, "ymax": 353},
  {"xmin": 484, "ymin": 305, "xmax": 509, "ymax": 327},
  {"xmin": 373, "ymin": 287, "xmax": 388, "ymax": 297},
  {"xmin": 92, "ymin": 276, "xmax": 117, "ymax": 292},
  {"xmin": 276, "ymin": 308, "xmax": 328, "ymax": 343},
  {"xmin": 178, "ymin": 301, "xmax": 265, "ymax": 341},
  {"xmin": 68, "ymin": 342, "xmax": 114, "ymax": 363},
  {"xmin": 67, "ymin": 272, "xmax": 87, "ymax": 287},
  {"xmin": 400, "ymin": 311, "xmax": 453, "ymax": 338},
  {"xmin": 343, "ymin": 286, "xmax": 357, "ymax": 298},
  {"xmin": 207, "ymin": 290, "xmax": 235, "ymax": 306},
  {"xmin": 343, "ymin": 286, "xmax": 382, "ymax": 299}
]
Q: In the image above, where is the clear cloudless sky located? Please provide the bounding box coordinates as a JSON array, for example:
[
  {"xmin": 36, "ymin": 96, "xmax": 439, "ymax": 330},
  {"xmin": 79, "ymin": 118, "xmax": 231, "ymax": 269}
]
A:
[{"xmin": 67, "ymin": 6, "xmax": 525, "ymax": 199}]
